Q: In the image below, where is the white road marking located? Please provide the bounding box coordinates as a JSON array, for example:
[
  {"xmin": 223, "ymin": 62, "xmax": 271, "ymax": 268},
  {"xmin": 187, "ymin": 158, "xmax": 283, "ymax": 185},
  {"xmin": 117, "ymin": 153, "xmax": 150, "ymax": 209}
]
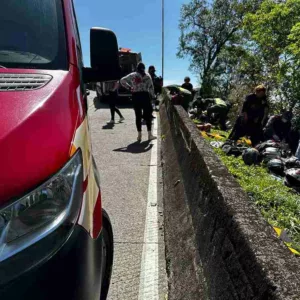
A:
[{"xmin": 138, "ymin": 117, "xmax": 159, "ymax": 300}]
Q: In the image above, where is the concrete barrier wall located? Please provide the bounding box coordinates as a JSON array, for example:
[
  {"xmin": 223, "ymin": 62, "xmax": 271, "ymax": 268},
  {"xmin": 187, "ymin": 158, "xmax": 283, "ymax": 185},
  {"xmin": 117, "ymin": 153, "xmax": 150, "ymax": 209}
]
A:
[{"xmin": 160, "ymin": 93, "xmax": 300, "ymax": 300}]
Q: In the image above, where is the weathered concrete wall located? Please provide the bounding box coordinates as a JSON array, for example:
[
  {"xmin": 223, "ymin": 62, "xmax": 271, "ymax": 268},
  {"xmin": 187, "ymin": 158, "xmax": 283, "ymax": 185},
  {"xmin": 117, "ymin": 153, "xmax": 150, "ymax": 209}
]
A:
[{"xmin": 160, "ymin": 94, "xmax": 300, "ymax": 300}]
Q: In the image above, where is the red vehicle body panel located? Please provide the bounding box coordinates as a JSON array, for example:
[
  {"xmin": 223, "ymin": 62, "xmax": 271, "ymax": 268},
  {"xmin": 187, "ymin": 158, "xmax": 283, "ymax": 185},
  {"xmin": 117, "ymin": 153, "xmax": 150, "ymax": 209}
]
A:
[
  {"xmin": 0, "ymin": 1, "xmax": 114, "ymax": 298},
  {"xmin": 0, "ymin": 67, "xmax": 80, "ymax": 203},
  {"xmin": 0, "ymin": 0, "xmax": 101, "ymax": 237},
  {"xmin": 63, "ymin": 0, "xmax": 79, "ymax": 67}
]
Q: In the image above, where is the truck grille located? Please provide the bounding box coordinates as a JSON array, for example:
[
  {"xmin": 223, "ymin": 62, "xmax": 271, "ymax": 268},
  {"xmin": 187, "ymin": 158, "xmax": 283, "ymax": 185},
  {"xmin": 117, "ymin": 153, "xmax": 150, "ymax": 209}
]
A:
[{"xmin": 0, "ymin": 74, "xmax": 52, "ymax": 91}]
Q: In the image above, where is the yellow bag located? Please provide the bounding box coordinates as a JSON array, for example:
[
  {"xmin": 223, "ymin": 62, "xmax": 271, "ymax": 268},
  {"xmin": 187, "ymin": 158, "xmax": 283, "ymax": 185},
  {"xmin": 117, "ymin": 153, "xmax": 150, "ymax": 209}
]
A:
[
  {"xmin": 207, "ymin": 132, "xmax": 223, "ymax": 140},
  {"xmin": 237, "ymin": 137, "xmax": 252, "ymax": 146},
  {"xmin": 273, "ymin": 227, "xmax": 300, "ymax": 256},
  {"xmin": 201, "ymin": 131, "xmax": 209, "ymax": 138}
]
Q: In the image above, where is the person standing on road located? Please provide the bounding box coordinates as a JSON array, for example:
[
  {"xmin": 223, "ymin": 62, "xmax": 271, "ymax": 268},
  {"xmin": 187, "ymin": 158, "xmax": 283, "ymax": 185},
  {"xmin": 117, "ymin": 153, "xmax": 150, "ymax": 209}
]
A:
[
  {"xmin": 181, "ymin": 77, "xmax": 193, "ymax": 92},
  {"xmin": 147, "ymin": 66, "xmax": 156, "ymax": 119},
  {"xmin": 149, "ymin": 66, "xmax": 158, "ymax": 87},
  {"xmin": 149, "ymin": 66, "xmax": 163, "ymax": 112},
  {"xmin": 149, "ymin": 66, "xmax": 163, "ymax": 96},
  {"xmin": 107, "ymin": 81, "xmax": 125, "ymax": 124},
  {"xmin": 120, "ymin": 62, "xmax": 156, "ymax": 142}
]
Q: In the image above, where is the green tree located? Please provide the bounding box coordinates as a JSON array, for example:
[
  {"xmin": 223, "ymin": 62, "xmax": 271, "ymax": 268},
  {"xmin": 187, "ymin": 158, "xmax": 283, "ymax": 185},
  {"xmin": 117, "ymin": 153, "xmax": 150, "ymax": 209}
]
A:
[
  {"xmin": 244, "ymin": 0, "xmax": 300, "ymax": 111},
  {"xmin": 223, "ymin": 44, "xmax": 266, "ymax": 119},
  {"xmin": 178, "ymin": 0, "xmax": 260, "ymax": 97},
  {"xmin": 212, "ymin": 43, "xmax": 265, "ymax": 95}
]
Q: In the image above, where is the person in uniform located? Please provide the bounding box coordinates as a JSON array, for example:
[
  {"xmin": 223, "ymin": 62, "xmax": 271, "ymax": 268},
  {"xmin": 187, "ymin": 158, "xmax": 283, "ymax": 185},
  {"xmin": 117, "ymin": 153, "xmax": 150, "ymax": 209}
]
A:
[{"xmin": 229, "ymin": 85, "xmax": 269, "ymax": 146}]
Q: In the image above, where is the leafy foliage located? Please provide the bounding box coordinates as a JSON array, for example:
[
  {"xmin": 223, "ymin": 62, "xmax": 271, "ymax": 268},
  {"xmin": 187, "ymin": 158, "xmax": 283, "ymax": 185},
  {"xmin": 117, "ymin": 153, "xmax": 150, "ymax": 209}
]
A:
[
  {"xmin": 177, "ymin": 0, "xmax": 260, "ymax": 97},
  {"xmin": 178, "ymin": 0, "xmax": 300, "ymax": 121},
  {"xmin": 244, "ymin": 0, "xmax": 300, "ymax": 111}
]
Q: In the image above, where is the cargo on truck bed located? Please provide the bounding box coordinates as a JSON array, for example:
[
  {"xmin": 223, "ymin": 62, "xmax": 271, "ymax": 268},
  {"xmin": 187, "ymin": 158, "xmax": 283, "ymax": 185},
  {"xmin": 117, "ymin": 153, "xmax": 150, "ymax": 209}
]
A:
[{"xmin": 96, "ymin": 48, "xmax": 142, "ymax": 102}]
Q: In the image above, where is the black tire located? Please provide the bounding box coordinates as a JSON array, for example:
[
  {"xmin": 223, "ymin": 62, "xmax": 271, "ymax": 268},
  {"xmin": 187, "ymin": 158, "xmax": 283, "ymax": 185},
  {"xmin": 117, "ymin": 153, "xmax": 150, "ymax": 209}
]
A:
[{"xmin": 100, "ymin": 210, "xmax": 114, "ymax": 300}]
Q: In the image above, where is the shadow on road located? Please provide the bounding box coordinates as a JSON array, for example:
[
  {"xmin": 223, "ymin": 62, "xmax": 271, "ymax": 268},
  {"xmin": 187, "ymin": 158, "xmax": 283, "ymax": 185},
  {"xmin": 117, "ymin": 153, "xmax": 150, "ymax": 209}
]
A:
[
  {"xmin": 92, "ymin": 96, "xmax": 133, "ymax": 111},
  {"xmin": 113, "ymin": 140, "xmax": 153, "ymax": 154},
  {"xmin": 102, "ymin": 123, "xmax": 115, "ymax": 130}
]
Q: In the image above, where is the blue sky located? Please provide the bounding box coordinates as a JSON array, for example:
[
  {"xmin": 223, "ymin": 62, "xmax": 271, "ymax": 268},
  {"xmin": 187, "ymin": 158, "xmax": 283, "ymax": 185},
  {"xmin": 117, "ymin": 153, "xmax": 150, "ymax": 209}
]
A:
[{"xmin": 74, "ymin": 0, "xmax": 198, "ymax": 86}]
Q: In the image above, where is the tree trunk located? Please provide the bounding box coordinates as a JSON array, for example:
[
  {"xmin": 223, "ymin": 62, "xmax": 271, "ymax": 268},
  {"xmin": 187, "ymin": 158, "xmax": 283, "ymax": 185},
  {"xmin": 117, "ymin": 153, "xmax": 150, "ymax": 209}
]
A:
[{"xmin": 201, "ymin": 69, "xmax": 213, "ymax": 97}]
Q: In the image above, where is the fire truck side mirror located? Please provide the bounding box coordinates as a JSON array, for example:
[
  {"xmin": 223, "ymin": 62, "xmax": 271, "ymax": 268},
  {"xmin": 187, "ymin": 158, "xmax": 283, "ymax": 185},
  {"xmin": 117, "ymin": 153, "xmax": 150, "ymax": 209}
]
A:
[{"xmin": 83, "ymin": 27, "xmax": 121, "ymax": 83}]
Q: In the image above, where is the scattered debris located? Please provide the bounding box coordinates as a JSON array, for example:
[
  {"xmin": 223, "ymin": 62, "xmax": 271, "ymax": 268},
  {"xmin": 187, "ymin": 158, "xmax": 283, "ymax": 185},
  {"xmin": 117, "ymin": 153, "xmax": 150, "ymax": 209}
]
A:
[
  {"xmin": 174, "ymin": 180, "xmax": 181, "ymax": 186},
  {"xmin": 210, "ymin": 141, "xmax": 224, "ymax": 148}
]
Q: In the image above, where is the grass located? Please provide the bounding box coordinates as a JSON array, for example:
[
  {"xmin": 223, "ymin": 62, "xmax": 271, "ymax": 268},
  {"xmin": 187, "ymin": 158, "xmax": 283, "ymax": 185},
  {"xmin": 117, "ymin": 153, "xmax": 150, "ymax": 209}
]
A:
[{"xmin": 202, "ymin": 127, "xmax": 300, "ymax": 252}]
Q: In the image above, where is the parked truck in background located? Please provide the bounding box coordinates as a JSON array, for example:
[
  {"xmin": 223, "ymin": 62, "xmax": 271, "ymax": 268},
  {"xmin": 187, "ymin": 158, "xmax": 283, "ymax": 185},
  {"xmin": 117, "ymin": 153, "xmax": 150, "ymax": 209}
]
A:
[{"xmin": 96, "ymin": 48, "xmax": 142, "ymax": 101}]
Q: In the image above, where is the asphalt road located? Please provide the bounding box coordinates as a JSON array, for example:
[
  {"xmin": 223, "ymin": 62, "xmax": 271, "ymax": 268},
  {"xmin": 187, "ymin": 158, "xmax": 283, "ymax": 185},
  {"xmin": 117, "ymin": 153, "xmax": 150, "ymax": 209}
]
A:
[{"xmin": 88, "ymin": 92, "xmax": 167, "ymax": 300}]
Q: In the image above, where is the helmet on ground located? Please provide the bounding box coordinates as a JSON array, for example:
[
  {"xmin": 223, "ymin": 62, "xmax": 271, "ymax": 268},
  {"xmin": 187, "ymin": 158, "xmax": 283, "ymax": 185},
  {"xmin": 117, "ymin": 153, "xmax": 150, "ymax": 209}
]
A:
[
  {"xmin": 242, "ymin": 148, "xmax": 260, "ymax": 165},
  {"xmin": 256, "ymin": 140, "xmax": 280, "ymax": 153},
  {"xmin": 285, "ymin": 157, "xmax": 300, "ymax": 169},
  {"xmin": 262, "ymin": 147, "xmax": 281, "ymax": 163},
  {"xmin": 285, "ymin": 168, "xmax": 300, "ymax": 189},
  {"xmin": 222, "ymin": 141, "xmax": 247, "ymax": 157},
  {"xmin": 268, "ymin": 159, "xmax": 285, "ymax": 176}
]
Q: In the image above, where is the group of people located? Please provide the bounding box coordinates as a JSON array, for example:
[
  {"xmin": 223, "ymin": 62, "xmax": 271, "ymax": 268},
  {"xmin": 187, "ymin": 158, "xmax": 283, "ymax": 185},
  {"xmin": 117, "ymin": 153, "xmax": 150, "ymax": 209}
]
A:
[
  {"xmin": 229, "ymin": 85, "xmax": 300, "ymax": 157},
  {"xmin": 106, "ymin": 70, "xmax": 300, "ymax": 156},
  {"xmin": 185, "ymin": 82, "xmax": 300, "ymax": 158},
  {"xmin": 191, "ymin": 96, "xmax": 232, "ymax": 130},
  {"xmin": 200, "ymin": 84, "xmax": 300, "ymax": 158},
  {"xmin": 107, "ymin": 63, "xmax": 161, "ymax": 142}
]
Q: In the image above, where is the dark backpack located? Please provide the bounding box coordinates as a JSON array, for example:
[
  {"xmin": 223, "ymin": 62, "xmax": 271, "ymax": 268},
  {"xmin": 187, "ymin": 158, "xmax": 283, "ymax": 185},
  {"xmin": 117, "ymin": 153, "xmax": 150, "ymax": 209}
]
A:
[
  {"xmin": 222, "ymin": 141, "xmax": 248, "ymax": 157},
  {"xmin": 256, "ymin": 140, "xmax": 280, "ymax": 153}
]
